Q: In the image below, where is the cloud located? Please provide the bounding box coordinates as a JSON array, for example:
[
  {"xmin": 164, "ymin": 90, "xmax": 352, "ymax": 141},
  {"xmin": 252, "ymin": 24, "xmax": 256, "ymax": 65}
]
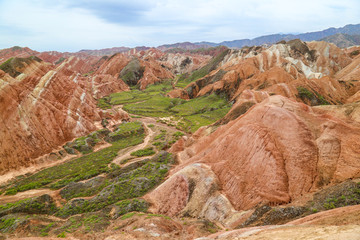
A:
[{"xmin": 0, "ymin": 0, "xmax": 359, "ymax": 51}]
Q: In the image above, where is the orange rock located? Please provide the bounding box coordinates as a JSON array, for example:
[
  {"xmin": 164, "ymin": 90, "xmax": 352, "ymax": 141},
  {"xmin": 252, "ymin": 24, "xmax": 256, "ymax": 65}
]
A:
[{"xmin": 149, "ymin": 96, "xmax": 360, "ymax": 217}]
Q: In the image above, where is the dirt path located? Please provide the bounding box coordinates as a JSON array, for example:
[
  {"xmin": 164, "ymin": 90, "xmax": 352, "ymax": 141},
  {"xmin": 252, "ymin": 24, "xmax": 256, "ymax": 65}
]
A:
[
  {"xmin": 0, "ymin": 105, "xmax": 186, "ymax": 205},
  {"xmin": 112, "ymin": 123, "xmax": 155, "ymax": 165},
  {"xmin": 139, "ymin": 116, "xmax": 185, "ymax": 133},
  {"xmin": 0, "ymin": 188, "xmax": 63, "ymax": 207}
]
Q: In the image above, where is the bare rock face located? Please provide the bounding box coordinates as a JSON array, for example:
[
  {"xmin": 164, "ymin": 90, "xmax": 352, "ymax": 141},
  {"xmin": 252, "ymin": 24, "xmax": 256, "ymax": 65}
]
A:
[
  {"xmin": 159, "ymin": 53, "xmax": 211, "ymax": 75},
  {"xmin": 169, "ymin": 40, "xmax": 358, "ymax": 106},
  {"xmin": 146, "ymin": 163, "xmax": 244, "ymax": 227},
  {"xmin": 0, "ymin": 55, "xmax": 128, "ymax": 174},
  {"xmin": 0, "ymin": 47, "xmax": 214, "ymax": 174},
  {"xmin": 0, "ymin": 46, "xmax": 39, "ymax": 64},
  {"xmin": 149, "ymin": 95, "xmax": 360, "ymax": 222}
]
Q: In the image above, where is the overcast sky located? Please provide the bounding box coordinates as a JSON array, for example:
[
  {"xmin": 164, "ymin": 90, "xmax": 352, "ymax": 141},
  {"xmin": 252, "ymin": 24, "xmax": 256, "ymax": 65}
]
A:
[{"xmin": 0, "ymin": 0, "xmax": 359, "ymax": 52}]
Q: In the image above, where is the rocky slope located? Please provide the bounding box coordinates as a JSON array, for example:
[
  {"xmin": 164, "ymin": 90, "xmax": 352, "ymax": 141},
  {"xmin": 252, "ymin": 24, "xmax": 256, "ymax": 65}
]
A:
[
  {"xmin": 321, "ymin": 33, "xmax": 360, "ymax": 48},
  {"xmin": 0, "ymin": 55, "xmax": 128, "ymax": 174},
  {"xmin": 170, "ymin": 40, "xmax": 359, "ymax": 106},
  {"xmin": 147, "ymin": 95, "xmax": 360, "ymax": 224},
  {"xmin": 0, "ymin": 47, "xmax": 211, "ymax": 174},
  {"xmin": 145, "ymin": 40, "xmax": 360, "ymax": 229},
  {"xmin": 0, "ymin": 39, "xmax": 360, "ymax": 239}
]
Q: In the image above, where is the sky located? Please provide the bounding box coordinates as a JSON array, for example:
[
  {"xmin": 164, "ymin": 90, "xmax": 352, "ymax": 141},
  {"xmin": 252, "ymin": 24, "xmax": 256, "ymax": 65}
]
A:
[{"xmin": 0, "ymin": 0, "xmax": 359, "ymax": 52}]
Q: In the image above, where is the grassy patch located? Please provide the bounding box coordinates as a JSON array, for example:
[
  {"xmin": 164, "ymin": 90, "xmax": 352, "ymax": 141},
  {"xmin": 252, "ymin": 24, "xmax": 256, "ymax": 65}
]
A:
[
  {"xmin": 175, "ymin": 48, "xmax": 230, "ymax": 87},
  {"xmin": 57, "ymin": 231, "xmax": 66, "ymax": 238},
  {"xmin": 97, "ymin": 97, "xmax": 112, "ymax": 110},
  {"xmin": 173, "ymin": 131, "xmax": 185, "ymax": 138},
  {"xmin": 0, "ymin": 195, "xmax": 57, "ymax": 216},
  {"xmin": 120, "ymin": 212, "xmax": 136, "ymax": 220},
  {"xmin": 40, "ymin": 222, "xmax": 55, "ymax": 236},
  {"xmin": 55, "ymin": 152, "xmax": 173, "ymax": 217},
  {"xmin": 180, "ymin": 107, "xmax": 231, "ymax": 132},
  {"xmin": 99, "ymin": 80, "xmax": 231, "ymax": 133},
  {"xmin": 0, "ymin": 56, "xmax": 42, "ymax": 78},
  {"xmin": 123, "ymin": 94, "xmax": 230, "ymax": 132},
  {"xmin": 123, "ymin": 95, "xmax": 182, "ymax": 117},
  {"xmin": 60, "ymin": 177, "xmax": 109, "ymax": 200},
  {"xmin": 5, "ymin": 124, "xmax": 145, "ymax": 195},
  {"xmin": 171, "ymin": 94, "xmax": 228, "ymax": 116},
  {"xmin": 130, "ymin": 147, "xmax": 156, "ymax": 157},
  {"xmin": 107, "ymin": 82, "xmax": 173, "ymax": 106},
  {"xmin": 310, "ymin": 181, "xmax": 360, "ymax": 212},
  {"xmin": 114, "ymin": 199, "xmax": 149, "ymax": 218},
  {"xmin": 145, "ymin": 213, "xmax": 171, "ymax": 220},
  {"xmin": 0, "ymin": 217, "xmax": 17, "ymax": 232},
  {"xmin": 106, "ymin": 121, "xmax": 144, "ymax": 142},
  {"xmin": 297, "ymin": 86, "xmax": 330, "ymax": 106}
]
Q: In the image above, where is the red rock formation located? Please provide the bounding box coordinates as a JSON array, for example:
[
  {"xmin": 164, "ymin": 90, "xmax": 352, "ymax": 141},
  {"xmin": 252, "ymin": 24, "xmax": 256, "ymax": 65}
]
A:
[
  {"xmin": 169, "ymin": 40, "xmax": 358, "ymax": 106},
  {"xmin": 0, "ymin": 55, "xmax": 128, "ymax": 174},
  {"xmin": 0, "ymin": 46, "xmax": 38, "ymax": 64},
  {"xmin": 148, "ymin": 96, "xmax": 360, "ymax": 219}
]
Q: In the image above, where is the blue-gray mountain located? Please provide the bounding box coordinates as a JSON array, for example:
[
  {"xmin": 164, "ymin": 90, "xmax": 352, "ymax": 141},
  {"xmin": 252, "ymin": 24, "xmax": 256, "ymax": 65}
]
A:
[{"xmin": 193, "ymin": 23, "xmax": 360, "ymax": 48}]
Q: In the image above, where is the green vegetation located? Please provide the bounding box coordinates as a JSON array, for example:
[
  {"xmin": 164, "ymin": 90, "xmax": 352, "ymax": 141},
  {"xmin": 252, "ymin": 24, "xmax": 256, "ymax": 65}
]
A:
[
  {"xmin": 124, "ymin": 93, "xmax": 230, "ymax": 132},
  {"xmin": 173, "ymin": 131, "xmax": 185, "ymax": 138},
  {"xmin": 0, "ymin": 56, "xmax": 42, "ymax": 78},
  {"xmin": 64, "ymin": 127, "xmax": 112, "ymax": 155},
  {"xmin": 123, "ymin": 95, "xmax": 183, "ymax": 117},
  {"xmin": 5, "ymin": 123, "xmax": 145, "ymax": 195},
  {"xmin": 145, "ymin": 213, "xmax": 171, "ymax": 220},
  {"xmin": 57, "ymin": 232, "xmax": 66, "ymax": 238},
  {"xmin": 0, "ymin": 217, "xmax": 17, "ymax": 232},
  {"xmin": 40, "ymin": 222, "xmax": 55, "ymax": 236},
  {"xmin": 119, "ymin": 58, "xmax": 145, "ymax": 86},
  {"xmin": 55, "ymin": 57, "xmax": 66, "ymax": 65},
  {"xmin": 120, "ymin": 212, "xmax": 136, "ymax": 220},
  {"xmin": 114, "ymin": 199, "xmax": 149, "ymax": 218},
  {"xmin": 203, "ymin": 220, "xmax": 219, "ymax": 234},
  {"xmin": 323, "ymin": 191, "xmax": 360, "ymax": 210},
  {"xmin": 11, "ymin": 46, "xmax": 22, "ymax": 51},
  {"xmin": 297, "ymin": 86, "xmax": 330, "ymax": 106},
  {"xmin": 311, "ymin": 182, "xmax": 360, "ymax": 212},
  {"xmin": 56, "ymin": 152, "xmax": 173, "ymax": 217},
  {"xmin": 98, "ymin": 81, "xmax": 231, "ymax": 132},
  {"xmin": 154, "ymin": 130, "xmax": 166, "ymax": 140},
  {"xmin": 0, "ymin": 195, "xmax": 57, "ymax": 216},
  {"xmin": 130, "ymin": 147, "xmax": 156, "ymax": 157},
  {"xmin": 106, "ymin": 121, "xmax": 144, "ymax": 142},
  {"xmin": 59, "ymin": 177, "xmax": 109, "ymax": 200},
  {"xmin": 97, "ymin": 97, "xmax": 112, "ymax": 109},
  {"xmin": 171, "ymin": 93, "xmax": 228, "ymax": 115},
  {"xmin": 350, "ymin": 50, "xmax": 360, "ymax": 57},
  {"xmin": 176, "ymin": 48, "xmax": 230, "ymax": 88}
]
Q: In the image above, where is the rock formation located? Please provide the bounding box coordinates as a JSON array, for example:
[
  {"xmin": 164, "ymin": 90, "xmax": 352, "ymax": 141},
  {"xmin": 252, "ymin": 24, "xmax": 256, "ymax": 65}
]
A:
[{"xmin": 147, "ymin": 95, "xmax": 360, "ymax": 225}]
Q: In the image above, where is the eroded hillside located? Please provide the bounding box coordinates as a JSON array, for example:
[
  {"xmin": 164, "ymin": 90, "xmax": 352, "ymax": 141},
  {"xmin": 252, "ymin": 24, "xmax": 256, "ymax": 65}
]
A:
[{"xmin": 0, "ymin": 41, "xmax": 360, "ymax": 239}]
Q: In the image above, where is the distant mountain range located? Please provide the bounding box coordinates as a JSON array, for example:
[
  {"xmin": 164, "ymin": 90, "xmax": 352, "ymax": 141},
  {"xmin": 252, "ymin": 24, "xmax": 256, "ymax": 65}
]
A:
[
  {"xmin": 321, "ymin": 33, "xmax": 360, "ymax": 48},
  {"xmin": 69, "ymin": 24, "xmax": 360, "ymax": 55},
  {"xmin": 191, "ymin": 24, "xmax": 360, "ymax": 48}
]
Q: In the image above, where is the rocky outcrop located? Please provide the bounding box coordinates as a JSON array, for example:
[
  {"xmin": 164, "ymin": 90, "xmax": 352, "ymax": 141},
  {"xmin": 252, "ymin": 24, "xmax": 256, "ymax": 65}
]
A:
[
  {"xmin": 0, "ymin": 56, "xmax": 128, "ymax": 174},
  {"xmin": 169, "ymin": 40, "xmax": 358, "ymax": 107},
  {"xmin": 0, "ymin": 46, "xmax": 38, "ymax": 64},
  {"xmin": 148, "ymin": 95, "xmax": 360, "ymax": 223}
]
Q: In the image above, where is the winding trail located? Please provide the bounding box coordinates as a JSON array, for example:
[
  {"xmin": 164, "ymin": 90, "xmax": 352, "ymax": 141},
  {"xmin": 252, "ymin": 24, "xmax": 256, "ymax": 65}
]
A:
[
  {"xmin": 112, "ymin": 123, "xmax": 155, "ymax": 165},
  {"xmin": 0, "ymin": 188, "xmax": 64, "ymax": 207},
  {"xmin": 0, "ymin": 105, "xmax": 185, "ymax": 206}
]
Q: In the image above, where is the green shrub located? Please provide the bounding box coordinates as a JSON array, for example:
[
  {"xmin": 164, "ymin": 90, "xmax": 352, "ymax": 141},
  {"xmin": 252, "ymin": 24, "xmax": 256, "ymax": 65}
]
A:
[
  {"xmin": 130, "ymin": 147, "xmax": 156, "ymax": 157},
  {"xmin": 5, "ymin": 129, "xmax": 144, "ymax": 194},
  {"xmin": 297, "ymin": 86, "xmax": 330, "ymax": 106},
  {"xmin": 56, "ymin": 152, "xmax": 173, "ymax": 217}
]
